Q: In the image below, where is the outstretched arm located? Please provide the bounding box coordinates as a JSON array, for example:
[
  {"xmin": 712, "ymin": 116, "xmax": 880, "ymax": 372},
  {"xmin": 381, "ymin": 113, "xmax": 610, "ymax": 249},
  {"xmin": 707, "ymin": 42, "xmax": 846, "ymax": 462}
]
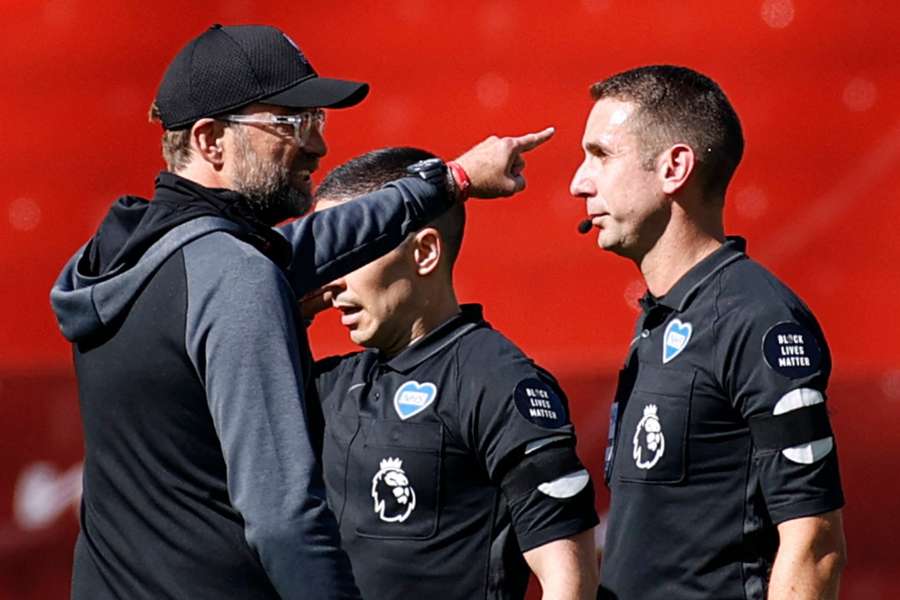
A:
[
  {"xmin": 279, "ymin": 127, "xmax": 555, "ymax": 296},
  {"xmin": 768, "ymin": 510, "xmax": 846, "ymax": 600}
]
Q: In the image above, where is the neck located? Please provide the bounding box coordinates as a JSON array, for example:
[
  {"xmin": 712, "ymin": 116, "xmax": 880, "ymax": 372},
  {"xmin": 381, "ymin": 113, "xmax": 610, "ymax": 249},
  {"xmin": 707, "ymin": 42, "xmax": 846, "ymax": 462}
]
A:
[
  {"xmin": 637, "ymin": 205, "xmax": 725, "ymax": 297},
  {"xmin": 173, "ymin": 161, "xmax": 230, "ymax": 190},
  {"xmin": 383, "ymin": 286, "xmax": 461, "ymax": 357}
]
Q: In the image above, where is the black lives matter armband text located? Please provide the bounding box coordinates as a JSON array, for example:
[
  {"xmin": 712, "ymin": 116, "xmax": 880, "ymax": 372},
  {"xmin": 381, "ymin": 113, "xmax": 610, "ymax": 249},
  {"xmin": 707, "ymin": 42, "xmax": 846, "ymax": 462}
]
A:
[
  {"xmin": 513, "ymin": 379, "xmax": 568, "ymax": 429},
  {"xmin": 762, "ymin": 321, "xmax": 822, "ymax": 378}
]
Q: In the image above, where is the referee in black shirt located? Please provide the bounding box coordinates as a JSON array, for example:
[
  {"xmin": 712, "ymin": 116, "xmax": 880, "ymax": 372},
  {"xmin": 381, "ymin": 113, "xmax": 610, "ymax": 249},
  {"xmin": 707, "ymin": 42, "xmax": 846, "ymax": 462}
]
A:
[
  {"xmin": 307, "ymin": 147, "xmax": 600, "ymax": 600},
  {"xmin": 569, "ymin": 65, "xmax": 846, "ymax": 600}
]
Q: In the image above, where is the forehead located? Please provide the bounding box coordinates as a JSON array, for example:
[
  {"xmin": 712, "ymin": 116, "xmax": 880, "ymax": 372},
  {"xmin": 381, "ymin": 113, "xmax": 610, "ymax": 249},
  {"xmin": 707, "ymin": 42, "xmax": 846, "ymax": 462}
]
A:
[{"xmin": 582, "ymin": 98, "xmax": 639, "ymax": 147}]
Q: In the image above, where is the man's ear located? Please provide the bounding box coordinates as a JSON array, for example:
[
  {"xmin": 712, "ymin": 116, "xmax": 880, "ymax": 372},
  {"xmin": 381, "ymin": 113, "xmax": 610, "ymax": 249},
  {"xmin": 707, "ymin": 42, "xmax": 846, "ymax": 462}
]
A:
[
  {"xmin": 190, "ymin": 118, "xmax": 227, "ymax": 168},
  {"xmin": 657, "ymin": 144, "xmax": 695, "ymax": 195},
  {"xmin": 412, "ymin": 228, "xmax": 441, "ymax": 276}
]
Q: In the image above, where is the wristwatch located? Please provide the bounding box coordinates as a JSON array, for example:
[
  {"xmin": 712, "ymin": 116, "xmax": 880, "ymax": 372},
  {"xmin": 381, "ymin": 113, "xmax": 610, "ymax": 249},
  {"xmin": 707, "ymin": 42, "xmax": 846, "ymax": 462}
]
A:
[
  {"xmin": 406, "ymin": 157, "xmax": 447, "ymax": 186},
  {"xmin": 406, "ymin": 157, "xmax": 469, "ymax": 202}
]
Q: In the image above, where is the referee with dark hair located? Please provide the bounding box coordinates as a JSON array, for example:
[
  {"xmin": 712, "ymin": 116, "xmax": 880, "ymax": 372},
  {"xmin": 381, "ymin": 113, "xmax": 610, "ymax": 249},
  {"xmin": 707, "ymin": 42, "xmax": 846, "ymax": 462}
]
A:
[
  {"xmin": 570, "ymin": 65, "xmax": 846, "ymax": 600},
  {"xmin": 306, "ymin": 147, "xmax": 599, "ymax": 600}
]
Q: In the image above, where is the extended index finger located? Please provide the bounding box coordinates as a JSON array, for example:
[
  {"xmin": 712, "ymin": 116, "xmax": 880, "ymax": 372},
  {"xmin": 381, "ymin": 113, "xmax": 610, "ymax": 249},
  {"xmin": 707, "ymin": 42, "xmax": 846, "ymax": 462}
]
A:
[{"xmin": 510, "ymin": 126, "xmax": 556, "ymax": 153}]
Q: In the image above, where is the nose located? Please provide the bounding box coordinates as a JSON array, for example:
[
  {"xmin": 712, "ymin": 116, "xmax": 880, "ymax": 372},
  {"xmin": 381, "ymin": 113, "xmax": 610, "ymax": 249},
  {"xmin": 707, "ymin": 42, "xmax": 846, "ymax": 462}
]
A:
[
  {"xmin": 303, "ymin": 125, "xmax": 327, "ymax": 158},
  {"xmin": 326, "ymin": 277, "xmax": 346, "ymax": 302},
  {"xmin": 569, "ymin": 160, "xmax": 595, "ymax": 199}
]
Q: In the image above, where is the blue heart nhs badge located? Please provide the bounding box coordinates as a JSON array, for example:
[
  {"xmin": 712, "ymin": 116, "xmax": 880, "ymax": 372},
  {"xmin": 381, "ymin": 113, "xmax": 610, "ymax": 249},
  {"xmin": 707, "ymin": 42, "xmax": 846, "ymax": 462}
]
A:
[
  {"xmin": 393, "ymin": 381, "xmax": 437, "ymax": 420},
  {"xmin": 663, "ymin": 319, "xmax": 692, "ymax": 364}
]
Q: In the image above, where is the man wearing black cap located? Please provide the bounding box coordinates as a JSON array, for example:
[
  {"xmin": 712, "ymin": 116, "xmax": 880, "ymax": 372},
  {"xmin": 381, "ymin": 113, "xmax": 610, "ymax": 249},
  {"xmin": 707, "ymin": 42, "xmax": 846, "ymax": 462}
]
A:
[{"xmin": 50, "ymin": 24, "xmax": 552, "ymax": 600}]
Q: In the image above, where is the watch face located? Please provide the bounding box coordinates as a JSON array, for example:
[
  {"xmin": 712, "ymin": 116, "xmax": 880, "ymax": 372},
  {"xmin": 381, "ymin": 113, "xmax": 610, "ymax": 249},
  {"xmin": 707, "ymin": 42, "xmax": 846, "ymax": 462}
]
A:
[
  {"xmin": 407, "ymin": 158, "xmax": 442, "ymax": 173},
  {"xmin": 406, "ymin": 158, "xmax": 446, "ymax": 184}
]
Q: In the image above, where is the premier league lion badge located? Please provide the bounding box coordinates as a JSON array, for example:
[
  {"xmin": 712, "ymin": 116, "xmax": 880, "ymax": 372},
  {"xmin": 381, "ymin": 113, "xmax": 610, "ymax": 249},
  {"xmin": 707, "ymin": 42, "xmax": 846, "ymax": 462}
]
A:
[
  {"xmin": 372, "ymin": 457, "xmax": 417, "ymax": 523},
  {"xmin": 633, "ymin": 404, "xmax": 665, "ymax": 470}
]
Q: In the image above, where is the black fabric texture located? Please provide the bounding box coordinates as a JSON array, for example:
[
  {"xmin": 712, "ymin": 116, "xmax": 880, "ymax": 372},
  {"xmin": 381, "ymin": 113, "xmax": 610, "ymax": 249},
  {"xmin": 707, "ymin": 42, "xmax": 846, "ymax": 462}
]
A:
[
  {"xmin": 315, "ymin": 305, "xmax": 598, "ymax": 600},
  {"xmin": 601, "ymin": 237, "xmax": 844, "ymax": 600},
  {"xmin": 156, "ymin": 24, "xmax": 368, "ymax": 129},
  {"xmin": 82, "ymin": 171, "xmax": 291, "ymax": 277},
  {"xmin": 72, "ymin": 251, "xmax": 278, "ymax": 599},
  {"xmin": 748, "ymin": 403, "xmax": 834, "ymax": 451},
  {"xmin": 500, "ymin": 442, "xmax": 585, "ymax": 501}
]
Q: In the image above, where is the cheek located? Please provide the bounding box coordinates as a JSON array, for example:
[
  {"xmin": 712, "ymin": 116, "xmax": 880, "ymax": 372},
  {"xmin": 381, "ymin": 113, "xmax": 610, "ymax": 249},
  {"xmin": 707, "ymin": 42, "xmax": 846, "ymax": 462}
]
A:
[
  {"xmin": 606, "ymin": 172, "xmax": 656, "ymax": 218},
  {"xmin": 378, "ymin": 279, "xmax": 414, "ymax": 317},
  {"xmin": 346, "ymin": 266, "xmax": 399, "ymax": 315},
  {"xmin": 598, "ymin": 172, "xmax": 630, "ymax": 213},
  {"xmin": 270, "ymin": 141, "xmax": 294, "ymax": 166},
  {"xmin": 346, "ymin": 276, "xmax": 382, "ymax": 310},
  {"xmin": 282, "ymin": 140, "xmax": 301, "ymax": 162},
  {"xmin": 346, "ymin": 253, "xmax": 413, "ymax": 320}
]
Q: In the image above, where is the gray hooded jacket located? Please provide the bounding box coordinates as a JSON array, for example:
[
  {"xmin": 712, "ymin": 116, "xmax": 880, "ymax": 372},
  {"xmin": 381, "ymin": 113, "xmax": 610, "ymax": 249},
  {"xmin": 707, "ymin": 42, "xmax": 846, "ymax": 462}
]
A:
[{"xmin": 50, "ymin": 172, "xmax": 450, "ymax": 600}]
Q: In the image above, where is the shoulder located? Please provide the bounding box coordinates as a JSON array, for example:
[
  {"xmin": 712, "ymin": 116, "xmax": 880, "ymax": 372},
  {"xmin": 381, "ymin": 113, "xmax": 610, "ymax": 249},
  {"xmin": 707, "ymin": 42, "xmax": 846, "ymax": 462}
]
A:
[
  {"xmin": 455, "ymin": 326, "xmax": 541, "ymax": 377},
  {"xmin": 314, "ymin": 350, "xmax": 365, "ymax": 380},
  {"xmin": 716, "ymin": 256, "xmax": 821, "ymax": 327},
  {"xmin": 455, "ymin": 325, "xmax": 568, "ymax": 408},
  {"xmin": 183, "ymin": 232, "xmax": 289, "ymax": 293},
  {"xmin": 456, "ymin": 325, "xmax": 532, "ymax": 364},
  {"xmin": 714, "ymin": 257, "xmax": 830, "ymax": 377},
  {"xmin": 182, "ymin": 232, "xmax": 297, "ymax": 333},
  {"xmin": 184, "ymin": 230, "xmax": 277, "ymax": 266}
]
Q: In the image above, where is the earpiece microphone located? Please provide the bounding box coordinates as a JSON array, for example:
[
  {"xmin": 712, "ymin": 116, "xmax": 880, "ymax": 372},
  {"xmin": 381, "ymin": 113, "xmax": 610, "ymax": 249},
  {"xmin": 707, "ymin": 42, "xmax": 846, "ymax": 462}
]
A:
[{"xmin": 577, "ymin": 219, "xmax": 593, "ymax": 234}]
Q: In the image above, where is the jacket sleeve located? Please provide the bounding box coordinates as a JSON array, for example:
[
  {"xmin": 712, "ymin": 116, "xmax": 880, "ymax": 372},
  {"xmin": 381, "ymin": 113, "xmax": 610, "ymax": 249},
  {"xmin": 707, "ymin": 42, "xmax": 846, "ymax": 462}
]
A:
[
  {"xmin": 183, "ymin": 233, "xmax": 360, "ymax": 599},
  {"xmin": 278, "ymin": 176, "xmax": 453, "ymax": 295}
]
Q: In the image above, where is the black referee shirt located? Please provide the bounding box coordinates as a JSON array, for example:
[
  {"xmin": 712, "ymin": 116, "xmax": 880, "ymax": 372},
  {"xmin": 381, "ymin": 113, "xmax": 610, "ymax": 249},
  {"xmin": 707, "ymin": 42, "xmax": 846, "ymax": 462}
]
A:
[
  {"xmin": 600, "ymin": 237, "xmax": 844, "ymax": 600},
  {"xmin": 315, "ymin": 305, "xmax": 598, "ymax": 600}
]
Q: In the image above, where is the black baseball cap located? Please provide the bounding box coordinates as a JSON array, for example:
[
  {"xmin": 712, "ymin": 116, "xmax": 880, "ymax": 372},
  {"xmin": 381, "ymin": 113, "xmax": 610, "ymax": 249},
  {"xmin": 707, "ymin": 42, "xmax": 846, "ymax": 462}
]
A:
[{"xmin": 155, "ymin": 24, "xmax": 370, "ymax": 130}]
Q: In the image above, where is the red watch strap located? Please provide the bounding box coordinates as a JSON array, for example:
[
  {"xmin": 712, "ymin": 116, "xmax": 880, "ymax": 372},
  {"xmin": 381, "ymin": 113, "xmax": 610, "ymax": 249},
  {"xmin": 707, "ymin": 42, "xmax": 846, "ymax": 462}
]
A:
[{"xmin": 447, "ymin": 161, "xmax": 471, "ymax": 202}]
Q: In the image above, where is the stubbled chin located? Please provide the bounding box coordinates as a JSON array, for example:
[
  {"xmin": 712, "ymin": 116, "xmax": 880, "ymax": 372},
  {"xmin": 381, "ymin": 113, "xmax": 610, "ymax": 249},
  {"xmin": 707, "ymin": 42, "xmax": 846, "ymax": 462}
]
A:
[
  {"xmin": 292, "ymin": 175, "xmax": 312, "ymax": 195},
  {"xmin": 349, "ymin": 330, "xmax": 370, "ymax": 346}
]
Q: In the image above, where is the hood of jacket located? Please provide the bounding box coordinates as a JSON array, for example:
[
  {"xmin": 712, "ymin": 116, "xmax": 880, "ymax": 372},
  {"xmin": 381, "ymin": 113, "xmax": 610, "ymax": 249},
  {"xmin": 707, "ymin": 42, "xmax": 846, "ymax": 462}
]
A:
[{"xmin": 50, "ymin": 172, "xmax": 292, "ymax": 342}]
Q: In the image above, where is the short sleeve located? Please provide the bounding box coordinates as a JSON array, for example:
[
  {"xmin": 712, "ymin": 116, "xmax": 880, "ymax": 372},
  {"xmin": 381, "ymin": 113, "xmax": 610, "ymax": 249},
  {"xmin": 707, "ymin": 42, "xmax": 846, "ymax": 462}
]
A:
[
  {"xmin": 719, "ymin": 296, "xmax": 844, "ymax": 524},
  {"xmin": 458, "ymin": 342, "xmax": 576, "ymax": 479},
  {"xmin": 457, "ymin": 335, "xmax": 597, "ymax": 549}
]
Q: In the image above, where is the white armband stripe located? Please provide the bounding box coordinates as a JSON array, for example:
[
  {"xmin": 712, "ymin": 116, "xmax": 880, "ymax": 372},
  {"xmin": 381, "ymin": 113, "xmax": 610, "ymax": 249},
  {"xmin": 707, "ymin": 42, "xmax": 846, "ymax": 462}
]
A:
[
  {"xmin": 537, "ymin": 469, "xmax": 590, "ymax": 499},
  {"xmin": 773, "ymin": 388, "xmax": 833, "ymax": 464}
]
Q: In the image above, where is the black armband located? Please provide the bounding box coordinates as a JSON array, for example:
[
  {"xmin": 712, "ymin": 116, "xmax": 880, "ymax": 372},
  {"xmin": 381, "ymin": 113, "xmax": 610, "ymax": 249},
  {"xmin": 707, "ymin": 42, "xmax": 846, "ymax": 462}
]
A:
[
  {"xmin": 501, "ymin": 442, "xmax": 587, "ymax": 501},
  {"xmin": 748, "ymin": 402, "xmax": 833, "ymax": 451}
]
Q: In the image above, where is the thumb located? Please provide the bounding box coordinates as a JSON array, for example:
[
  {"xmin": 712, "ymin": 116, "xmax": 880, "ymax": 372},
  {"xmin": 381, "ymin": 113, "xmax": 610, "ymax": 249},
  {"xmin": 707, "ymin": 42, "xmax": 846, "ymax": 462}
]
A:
[{"xmin": 511, "ymin": 173, "xmax": 526, "ymax": 193}]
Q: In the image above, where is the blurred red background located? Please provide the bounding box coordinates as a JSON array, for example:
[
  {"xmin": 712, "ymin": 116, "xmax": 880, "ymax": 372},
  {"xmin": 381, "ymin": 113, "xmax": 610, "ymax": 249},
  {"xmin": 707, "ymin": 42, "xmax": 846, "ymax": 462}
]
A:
[{"xmin": 2, "ymin": 1, "xmax": 898, "ymax": 597}]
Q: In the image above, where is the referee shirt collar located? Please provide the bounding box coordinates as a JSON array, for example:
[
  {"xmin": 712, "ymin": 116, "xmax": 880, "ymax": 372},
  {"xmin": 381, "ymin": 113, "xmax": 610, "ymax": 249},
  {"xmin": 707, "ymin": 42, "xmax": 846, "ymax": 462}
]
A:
[
  {"xmin": 374, "ymin": 304, "xmax": 484, "ymax": 374},
  {"xmin": 640, "ymin": 236, "xmax": 747, "ymax": 314}
]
